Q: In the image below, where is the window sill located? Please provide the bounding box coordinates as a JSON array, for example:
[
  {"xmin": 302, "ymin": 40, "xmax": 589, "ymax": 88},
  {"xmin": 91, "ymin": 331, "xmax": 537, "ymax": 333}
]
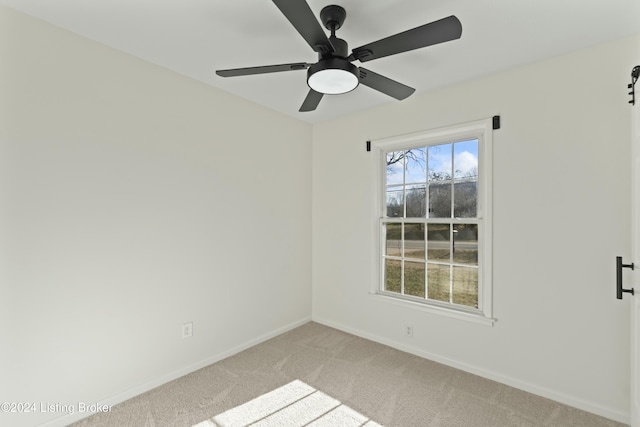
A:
[{"xmin": 369, "ymin": 292, "xmax": 496, "ymax": 327}]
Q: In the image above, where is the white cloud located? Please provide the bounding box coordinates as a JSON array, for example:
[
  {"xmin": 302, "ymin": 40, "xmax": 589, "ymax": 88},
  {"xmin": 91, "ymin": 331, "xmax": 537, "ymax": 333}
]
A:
[
  {"xmin": 454, "ymin": 151, "xmax": 478, "ymax": 176},
  {"xmin": 386, "ymin": 161, "xmax": 404, "ymax": 186}
]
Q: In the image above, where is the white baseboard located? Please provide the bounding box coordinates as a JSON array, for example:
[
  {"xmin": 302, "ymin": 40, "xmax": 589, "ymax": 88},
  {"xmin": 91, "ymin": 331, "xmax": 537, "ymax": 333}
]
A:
[
  {"xmin": 38, "ymin": 316, "xmax": 312, "ymax": 427},
  {"xmin": 312, "ymin": 316, "xmax": 630, "ymax": 425}
]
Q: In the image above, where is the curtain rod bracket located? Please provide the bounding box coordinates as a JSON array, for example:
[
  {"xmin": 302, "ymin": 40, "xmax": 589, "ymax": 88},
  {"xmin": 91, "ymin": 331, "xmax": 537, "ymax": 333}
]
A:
[{"xmin": 492, "ymin": 115, "xmax": 501, "ymax": 130}]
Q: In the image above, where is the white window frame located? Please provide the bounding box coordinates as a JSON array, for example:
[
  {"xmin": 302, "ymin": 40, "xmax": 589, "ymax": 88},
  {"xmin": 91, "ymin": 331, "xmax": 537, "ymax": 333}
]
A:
[{"xmin": 370, "ymin": 118, "xmax": 495, "ymax": 326}]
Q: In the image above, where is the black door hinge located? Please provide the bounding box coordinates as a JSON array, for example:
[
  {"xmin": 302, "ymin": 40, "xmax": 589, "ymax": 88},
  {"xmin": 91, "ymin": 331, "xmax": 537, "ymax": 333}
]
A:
[{"xmin": 629, "ymin": 65, "xmax": 639, "ymax": 106}]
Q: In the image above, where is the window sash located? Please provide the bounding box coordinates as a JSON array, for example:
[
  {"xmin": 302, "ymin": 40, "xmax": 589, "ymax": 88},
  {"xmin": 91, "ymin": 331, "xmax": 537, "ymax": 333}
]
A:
[
  {"xmin": 380, "ymin": 217, "xmax": 483, "ymax": 312},
  {"xmin": 385, "ymin": 141, "xmax": 480, "ymax": 220}
]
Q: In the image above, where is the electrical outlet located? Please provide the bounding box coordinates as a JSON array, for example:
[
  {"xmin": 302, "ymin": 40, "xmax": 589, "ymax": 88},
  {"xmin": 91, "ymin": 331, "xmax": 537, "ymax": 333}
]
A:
[
  {"xmin": 404, "ymin": 324, "xmax": 413, "ymax": 338},
  {"xmin": 182, "ymin": 322, "xmax": 193, "ymax": 339}
]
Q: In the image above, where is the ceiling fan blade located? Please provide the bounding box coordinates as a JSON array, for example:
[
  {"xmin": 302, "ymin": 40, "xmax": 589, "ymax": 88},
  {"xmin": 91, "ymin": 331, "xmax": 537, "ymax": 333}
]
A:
[
  {"xmin": 299, "ymin": 89, "xmax": 323, "ymax": 112},
  {"xmin": 272, "ymin": 0, "xmax": 335, "ymax": 54},
  {"xmin": 352, "ymin": 15, "xmax": 462, "ymax": 63},
  {"xmin": 358, "ymin": 68, "xmax": 415, "ymax": 100},
  {"xmin": 216, "ymin": 62, "xmax": 310, "ymax": 77}
]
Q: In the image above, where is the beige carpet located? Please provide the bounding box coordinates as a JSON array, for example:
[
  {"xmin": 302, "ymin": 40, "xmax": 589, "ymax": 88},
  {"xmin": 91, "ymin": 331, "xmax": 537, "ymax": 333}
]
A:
[{"xmin": 71, "ymin": 322, "xmax": 625, "ymax": 427}]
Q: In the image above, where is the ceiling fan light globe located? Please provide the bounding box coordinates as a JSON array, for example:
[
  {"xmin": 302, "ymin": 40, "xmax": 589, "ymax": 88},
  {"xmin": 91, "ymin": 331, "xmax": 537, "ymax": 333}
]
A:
[{"xmin": 307, "ymin": 60, "xmax": 359, "ymax": 95}]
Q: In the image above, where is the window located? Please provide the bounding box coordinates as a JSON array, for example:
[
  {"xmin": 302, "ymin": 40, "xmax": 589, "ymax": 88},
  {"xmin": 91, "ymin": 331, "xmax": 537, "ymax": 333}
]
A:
[{"xmin": 371, "ymin": 119, "xmax": 494, "ymax": 324}]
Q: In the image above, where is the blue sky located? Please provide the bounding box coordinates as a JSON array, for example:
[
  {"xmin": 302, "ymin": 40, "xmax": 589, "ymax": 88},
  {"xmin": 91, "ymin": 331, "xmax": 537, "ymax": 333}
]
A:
[{"xmin": 386, "ymin": 139, "xmax": 478, "ymax": 186}]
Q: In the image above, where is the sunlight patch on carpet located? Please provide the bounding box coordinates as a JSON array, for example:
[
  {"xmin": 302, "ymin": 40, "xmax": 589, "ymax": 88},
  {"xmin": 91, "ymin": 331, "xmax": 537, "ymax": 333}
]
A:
[{"xmin": 193, "ymin": 379, "xmax": 382, "ymax": 427}]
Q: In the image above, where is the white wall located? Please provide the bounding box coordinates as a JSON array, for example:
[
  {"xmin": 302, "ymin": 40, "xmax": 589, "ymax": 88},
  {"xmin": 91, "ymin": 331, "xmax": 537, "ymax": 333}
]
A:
[
  {"xmin": 312, "ymin": 34, "xmax": 640, "ymax": 422},
  {"xmin": 0, "ymin": 7, "xmax": 311, "ymax": 427}
]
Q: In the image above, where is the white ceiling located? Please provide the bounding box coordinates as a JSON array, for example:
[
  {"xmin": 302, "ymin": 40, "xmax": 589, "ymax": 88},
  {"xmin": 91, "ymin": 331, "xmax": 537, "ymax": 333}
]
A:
[{"xmin": 2, "ymin": 0, "xmax": 639, "ymax": 123}]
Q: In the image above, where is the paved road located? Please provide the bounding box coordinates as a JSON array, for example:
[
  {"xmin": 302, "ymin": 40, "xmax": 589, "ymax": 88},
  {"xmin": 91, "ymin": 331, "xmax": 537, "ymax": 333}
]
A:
[{"xmin": 386, "ymin": 240, "xmax": 478, "ymax": 250}]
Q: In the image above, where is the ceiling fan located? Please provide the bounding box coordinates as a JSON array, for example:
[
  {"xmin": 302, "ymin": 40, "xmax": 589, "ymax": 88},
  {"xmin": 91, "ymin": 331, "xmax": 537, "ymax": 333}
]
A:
[{"xmin": 216, "ymin": 1, "xmax": 462, "ymax": 112}]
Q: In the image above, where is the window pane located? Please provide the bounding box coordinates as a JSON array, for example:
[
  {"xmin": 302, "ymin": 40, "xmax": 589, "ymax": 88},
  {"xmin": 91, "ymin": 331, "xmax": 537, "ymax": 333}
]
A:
[
  {"xmin": 427, "ymin": 263, "xmax": 450, "ymax": 303},
  {"xmin": 404, "ymin": 223, "xmax": 425, "ymax": 259},
  {"xmin": 428, "ymin": 143, "xmax": 452, "ymax": 181},
  {"xmin": 405, "ymin": 147, "xmax": 427, "ymax": 184},
  {"xmin": 386, "ymin": 151, "xmax": 404, "ymax": 186},
  {"xmin": 386, "ymin": 188, "xmax": 403, "ymax": 218},
  {"xmin": 428, "ymin": 181, "xmax": 451, "ymax": 218},
  {"xmin": 453, "ymin": 139, "xmax": 478, "ymax": 218},
  {"xmin": 384, "ymin": 259, "xmax": 401, "ymax": 293},
  {"xmin": 406, "ymin": 185, "xmax": 426, "ymax": 218},
  {"xmin": 453, "ymin": 224, "xmax": 478, "ymax": 265},
  {"xmin": 404, "ymin": 261, "xmax": 425, "ymax": 298},
  {"xmin": 452, "ymin": 266, "xmax": 478, "ymax": 308},
  {"xmin": 427, "ymin": 224, "xmax": 450, "ymax": 262},
  {"xmin": 454, "ymin": 180, "xmax": 477, "ymax": 218},
  {"xmin": 385, "ymin": 223, "xmax": 402, "ymax": 256},
  {"xmin": 453, "ymin": 139, "xmax": 478, "ymax": 180}
]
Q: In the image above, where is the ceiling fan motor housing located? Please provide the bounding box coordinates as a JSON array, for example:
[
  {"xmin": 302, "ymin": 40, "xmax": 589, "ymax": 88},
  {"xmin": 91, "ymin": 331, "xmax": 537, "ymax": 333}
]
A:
[{"xmin": 324, "ymin": 36, "xmax": 349, "ymax": 59}]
